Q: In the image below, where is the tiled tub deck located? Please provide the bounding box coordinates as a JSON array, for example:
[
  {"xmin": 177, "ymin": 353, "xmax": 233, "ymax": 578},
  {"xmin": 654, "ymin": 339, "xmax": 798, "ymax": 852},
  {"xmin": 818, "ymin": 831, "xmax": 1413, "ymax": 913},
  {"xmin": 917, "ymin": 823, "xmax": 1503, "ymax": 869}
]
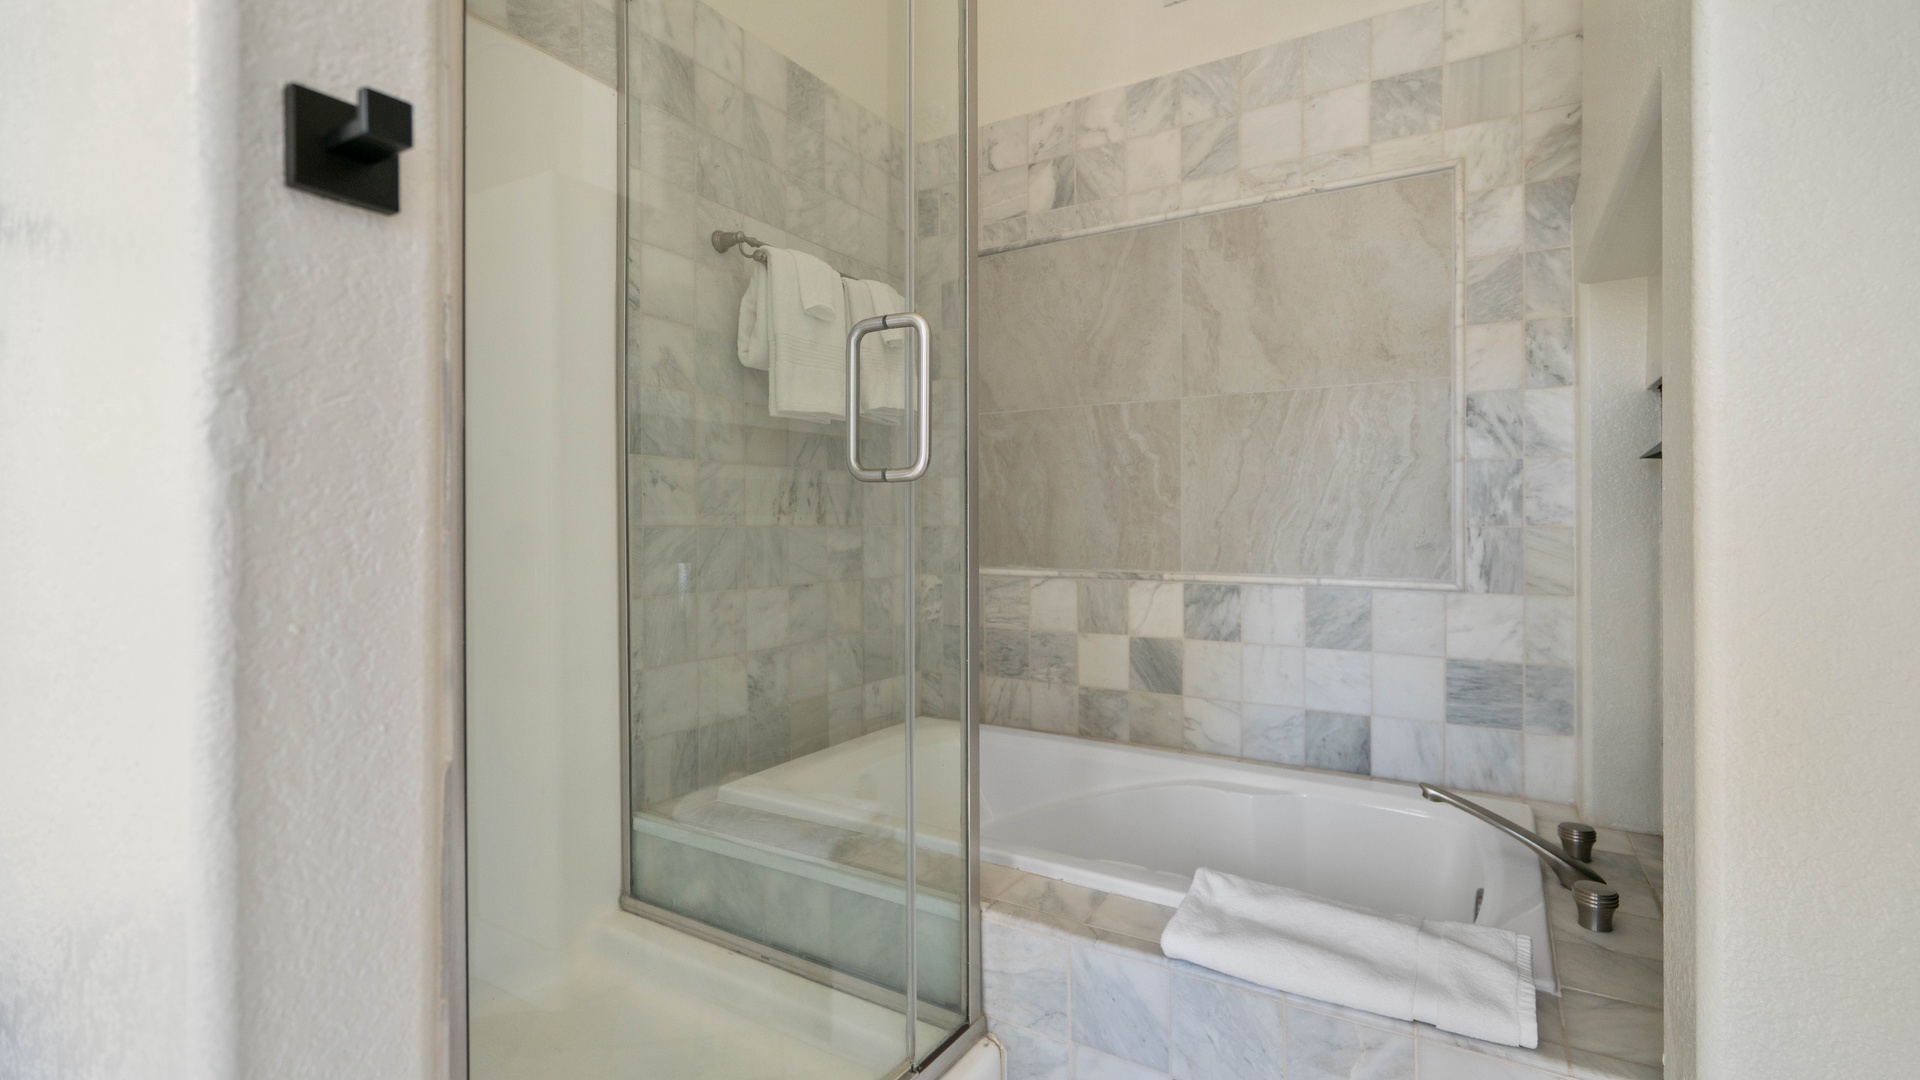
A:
[{"xmin": 982, "ymin": 812, "xmax": 1664, "ymax": 1080}]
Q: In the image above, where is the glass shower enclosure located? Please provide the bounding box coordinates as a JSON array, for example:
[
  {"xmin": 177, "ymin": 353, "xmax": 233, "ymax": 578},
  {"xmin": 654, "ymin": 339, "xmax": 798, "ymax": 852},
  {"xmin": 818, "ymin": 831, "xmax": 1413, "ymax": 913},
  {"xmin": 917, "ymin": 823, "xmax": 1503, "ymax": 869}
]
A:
[{"xmin": 463, "ymin": 0, "xmax": 977, "ymax": 1077}]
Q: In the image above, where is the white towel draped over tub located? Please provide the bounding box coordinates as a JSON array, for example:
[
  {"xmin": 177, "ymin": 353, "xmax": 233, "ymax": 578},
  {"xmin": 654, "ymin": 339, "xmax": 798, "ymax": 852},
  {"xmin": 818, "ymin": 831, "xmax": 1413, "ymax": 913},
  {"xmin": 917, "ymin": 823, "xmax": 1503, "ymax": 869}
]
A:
[{"xmin": 1160, "ymin": 868, "xmax": 1538, "ymax": 1048}]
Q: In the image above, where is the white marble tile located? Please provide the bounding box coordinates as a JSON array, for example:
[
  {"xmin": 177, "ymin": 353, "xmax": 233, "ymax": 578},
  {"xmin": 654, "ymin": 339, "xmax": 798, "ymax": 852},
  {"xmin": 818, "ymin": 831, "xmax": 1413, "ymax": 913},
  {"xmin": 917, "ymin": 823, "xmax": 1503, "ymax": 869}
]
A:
[
  {"xmin": 1524, "ymin": 33, "xmax": 1582, "ymax": 112},
  {"xmin": 1467, "ymin": 390, "xmax": 1526, "ymax": 458},
  {"xmin": 1182, "ymin": 118, "xmax": 1239, "ymax": 179},
  {"xmin": 1446, "ymin": 659, "xmax": 1525, "ymax": 728},
  {"xmin": 1526, "ymin": 175, "xmax": 1577, "ymax": 249},
  {"xmin": 1524, "ymin": 387, "xmax": 1574, "ymax": 457},
  {"xmin": 1303, "ymin": 21, "xmax": 1372, "ymax": 93},
  {"xmin": 1303, "ymin": 83, "xmax": 1371, "ymax": 154},
  {"xmin": 1071, "ymin": 1047, "xmax": 1167, "ymax": 1080},
  {"xmin": 1305, "ymin": 588, "xmax": 1371, "ymax": 650},
  {"xmin": 1185, "ymin": 640, "xmax": 1243, "ymax": 700},
  {"xmin": 1371, "ymin": 131, "xmax": 1447, "ymax": 171},
  {"xmin": 1525, "ymin": 732, "xmax": 1576, "ymax": 803},
  {"xmin": 1305, "ymin": 710, "xmax": 1372, "ymax": 774},
  {"xmin": 1241, "ymin": 704, "xmax": 1306, "ymax": 765},
  {"xmin": 1181, "ymin": 173, "xmax": 1241, "ymax": 210},
  {"xmin": 1122, "ymin": 76, "xmax": 1180, "ymax": 139},
  {"xmin": 1183, "ymin": 697, "xmax": 1242, "ymax": 755},
  {"xmin": 1078, "ymin": 687, "xmax": 1129, "ymax": 740},
  {"xmin": 1373, "ymin": 590, "xmax": 1445, "ymax": 656},
  {"xmin": 1371, "ymin": 716, "xmax": 1445, "ymax": 783},
  {"xmin": 741, "ymin": 33, "xmax": 787, "ymax": 109},
  {"xmin": 1171, "ymin": 975, "xmax": 1288, "ymax": 1080},
  {"xmin": 1240, "ymin": 39, "xmax": 1303, "ymax": 109},
  {"xmin": 1239, "ymin": 102, "xmax": 1303, "ymax": 167},
  {"xmin": 1027, "ymin": 156, "xmax": 1074, "ymax": 214},
  {"xmin": 1374, "ymin": 653, "xmax": 1446, "ymax": 721},
  {"xmin": 1288, "ymin": 1006, "xmax": 1417, "ymax": 1080},
  {"xmin": 1071, "ymin": 944, "xmax": 1171, "ymax": 1069},
  {"xmin": 635, "ymin": 0, "xmax": 694, "ymax": 53},
  {"xmin": 1467, "ymin": 254, "xmax": 1525, "ymax": 323},
  {"xmin": 1126, "ymin": 187, "xmax": 1182, "ymax": 220},
  {"xmin": 1445, "ymin": 47, "xmax": 1522, "ymax": 128},
  {"xmin": 1443, "ymin": 725, "xmax": 1524, "ymax": 796},
  {"xmin": 1242, "ymin": 585, "xmax": 1306, "ymax": 646},
  {"xmin": 1030, "ymin": 101, "xmax": 1079, "ymax": 162},
  {"xmin": 1525, "ymin": 595, "xmax": 1576, "ymax": 666},
  {"xmin": 1080, "ymin": 86, "xmax": 1128, "ymax": 149},
  {"xmin": 1525, "ymin": 247, "xmax": 1573, "ymax": 317},
  {"xmin": 1445, "ymin": 117, "xmax": 1523, "ymax": 191},
  {"xmin": 1447, "ymin": 594, "xmax": 1525, "ymax": 661},
  {"xmin": 1305, "ymin": 648, "xmax": 1372, "ymax": 713},
  {"xmin": 1468, "ymin": 526, "xmax": 1525, "ymax": 594},
  {"xmin": 1243, "ymin": 645, "xmax": 1306, "ymax": 706},
  {"xmin": 1373, "ymin": 1, "xmax": 1444, "ymax": 78},
  {"xmin": 981, "ymin": 166, "xmax": 1028, "ymax": 224},
  {"xmin": 1184, "ymin": 584, "xmax": 1241, "ymax": 641},
  {"xmin": 1467, "ymin": 321, "xmax": 1526, "ymax": 391},
  {"xmin": 1301, "ymin": 147, "xmax": 1371, "ymax": 185},
  {"xmin": 982, "ymin": 114, "xmax": 1029, "ymax": 172},
  {"xmin": 1553, "ymin": 936, "xmax": 1663, "ymax": 1008},
  {"xmin": 1125, "ymin": 129, "xmax": 1183, "ymax": 192},
  {"xmin": 1443, "ymin": 0, "xmax": 1524, "ymax": 62},
  {"xmin": 1075, "ymin": 145, "xmax": 1126, "ymax": 204},
  {"xmin": 1179, "ymin": 57, "xmax": 1241, "ymax": 124},
  {"xmin": 1032, "ymin": 681, "xmax": 1078, "ymax": 734},
  {"xmin": 1128, "ymin": 581, "xmax": 1184, "ymax": 637},
  {"xmin": 1558, "ymin": 990, "xmax": 1663, "ymax": 1068},
  {"xmin": 1030, "ymin": 578, "xmax": 1077, "ymax": 632},
  {"xmin": 1417, "ymin": 1040, "xmax": 1561, "ymax": 1079},
  {"xmin": 995, "ymin": 1022, "xmax": 1072, "ymax": 1080},
  {"xmin": 1525, "ymin": 317, "xmax": 1574, "ymax": 387},
  {"xmin": 1524, "ymin": 104, "xmax": 1581, "ymax": 180},
  {"xmin": 984, "ymin": 921, "xmax": 1071, "ymax": 1037},
  {"xmin": 1524, "ymin": 527, "xmax": 1576, "ymax": 596},
  {"xmin": 1524, "ymin": 456, "xmax": 1575, "ymax": 525},
  {"xmin": 1526, "ymin": 0, "xmax": 1583, "ymax": 41},
  {"xmin": 1466, "ymin": 185, "xmax": 1525, "ymax": 256},
  {"xmin": 1372, "ymin": 68, "xmax": 1443, "ymax": 142},
  {"xmin": 693, "ymin": 2, "xmax": 743, "ymax": 82}
]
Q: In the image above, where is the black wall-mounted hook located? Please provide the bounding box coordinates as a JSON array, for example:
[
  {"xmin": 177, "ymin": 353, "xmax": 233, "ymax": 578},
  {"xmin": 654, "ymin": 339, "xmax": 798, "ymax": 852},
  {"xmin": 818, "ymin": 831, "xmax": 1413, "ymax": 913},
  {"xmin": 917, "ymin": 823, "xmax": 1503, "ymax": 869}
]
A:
[{"xmin": 285, "ymin": 84, "xmax": 414, "ymax": 214}]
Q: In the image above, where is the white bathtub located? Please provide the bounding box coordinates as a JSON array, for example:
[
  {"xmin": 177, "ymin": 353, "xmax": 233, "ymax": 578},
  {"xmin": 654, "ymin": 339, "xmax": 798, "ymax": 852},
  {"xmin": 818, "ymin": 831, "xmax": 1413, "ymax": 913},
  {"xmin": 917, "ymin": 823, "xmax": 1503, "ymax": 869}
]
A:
[{"xmin": 718, "ymin": 720, "xmax": 1556, "ymax": 992}]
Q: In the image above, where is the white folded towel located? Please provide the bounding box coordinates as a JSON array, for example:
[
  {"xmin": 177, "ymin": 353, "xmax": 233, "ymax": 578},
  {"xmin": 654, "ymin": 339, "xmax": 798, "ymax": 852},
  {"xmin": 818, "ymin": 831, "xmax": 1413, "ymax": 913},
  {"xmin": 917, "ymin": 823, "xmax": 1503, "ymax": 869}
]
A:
[
  {"xmin": 1160, "ymin": 868, "xmax": 1538, "ymax": 1048},
  {"xmin": 843, "ymin": 278, "xmax": 909, "ymax": 424},
  {"xmin": 757, "ymin": 247, "xmax": 848, "ymax": 424},
  {"xmin": 737, "ymin": 257, "xmax": 770, "ymax": 371}
]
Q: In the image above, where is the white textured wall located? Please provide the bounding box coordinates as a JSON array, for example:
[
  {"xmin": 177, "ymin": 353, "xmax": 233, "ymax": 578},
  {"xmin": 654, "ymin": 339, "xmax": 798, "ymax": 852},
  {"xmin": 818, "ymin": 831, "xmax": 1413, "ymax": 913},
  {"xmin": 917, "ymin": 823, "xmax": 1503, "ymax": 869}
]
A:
[
  {"xmin": 1692, "ymin": 0, "xmax": 1920, "ymax": 1075},
  {"xmin": 0, "ymin": 0, "xmax": 455, "ymax": 1076}
]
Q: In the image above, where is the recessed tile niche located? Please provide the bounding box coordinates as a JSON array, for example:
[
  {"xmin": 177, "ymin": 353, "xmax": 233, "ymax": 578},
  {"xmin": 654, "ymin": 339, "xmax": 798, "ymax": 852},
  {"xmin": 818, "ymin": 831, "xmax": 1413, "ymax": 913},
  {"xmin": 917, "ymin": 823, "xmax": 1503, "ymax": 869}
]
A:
[{"xmin": 978, "ymin": 170, "xmax": 1458, "ymax": 583}]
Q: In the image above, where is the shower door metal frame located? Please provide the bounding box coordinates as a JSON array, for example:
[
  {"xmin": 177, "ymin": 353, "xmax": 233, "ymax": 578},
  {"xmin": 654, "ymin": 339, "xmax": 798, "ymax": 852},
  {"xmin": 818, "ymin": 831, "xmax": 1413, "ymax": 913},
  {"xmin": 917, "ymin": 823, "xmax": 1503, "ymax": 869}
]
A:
[{"xmin": 607, "ymin": 0, "xmax": 986, "ymax": 1075}]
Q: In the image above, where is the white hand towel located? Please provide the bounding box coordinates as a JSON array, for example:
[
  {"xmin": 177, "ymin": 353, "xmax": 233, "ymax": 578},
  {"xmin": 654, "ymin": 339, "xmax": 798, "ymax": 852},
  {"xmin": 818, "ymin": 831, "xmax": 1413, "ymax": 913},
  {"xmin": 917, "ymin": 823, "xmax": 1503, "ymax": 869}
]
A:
[
  {"xmin": 737, "ymin": 257, "xmax": 770, "ymax": 371},
  {"xmin": 1160, "ymin": 868, "xmax": 1537, "ymax": 1049},
  {"xmin": 843, "ymin": 278, "xmax": 908, "ymax": 424},
  {"xmin": 763, "ymin": 247, "xmax": 848, "ymax": 424}
]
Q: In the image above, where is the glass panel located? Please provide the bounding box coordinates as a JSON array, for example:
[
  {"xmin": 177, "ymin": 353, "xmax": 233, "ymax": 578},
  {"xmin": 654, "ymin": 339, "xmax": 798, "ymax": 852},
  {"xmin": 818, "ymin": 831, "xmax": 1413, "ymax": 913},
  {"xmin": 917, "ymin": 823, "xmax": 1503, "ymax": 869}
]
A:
[{"xmin": 622, "ymin": 0, "xmax": 971, "ymax": 1072}]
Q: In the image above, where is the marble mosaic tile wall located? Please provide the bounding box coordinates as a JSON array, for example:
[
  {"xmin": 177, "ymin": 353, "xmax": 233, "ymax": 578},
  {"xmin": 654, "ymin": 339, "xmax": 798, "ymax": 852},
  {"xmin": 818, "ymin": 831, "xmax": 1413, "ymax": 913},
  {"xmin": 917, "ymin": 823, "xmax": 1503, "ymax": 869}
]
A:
[
  {"xmin": 469, "ymin": 0, "xmax": 620, "ymax": 86},
  {"xmin": 625, "ymin": 0, "xmax": 922, "ymax": 810},
  {"xmin": 975, "ymin": 0, "xmax": 1584, "ymax": 804}
]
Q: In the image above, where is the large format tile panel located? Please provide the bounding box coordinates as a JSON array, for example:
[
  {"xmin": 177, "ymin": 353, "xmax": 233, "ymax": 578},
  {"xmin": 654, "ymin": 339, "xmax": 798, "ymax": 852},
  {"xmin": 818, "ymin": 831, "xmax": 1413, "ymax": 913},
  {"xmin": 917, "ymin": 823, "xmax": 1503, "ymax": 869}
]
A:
[
  {"xmin": 979, "ymin": 401, "xmax": 1183, "ymax": 571},
  {"xmin": 1182, "ymin": 379, "xmax": 1454, "ymax": 580},
  {"xmin": 1181, "ymin": 171, "xmax": 1456, "ymax": 396},
  {"xmin": 976, "ymin": 225, "xmax": 1184, "ymax": 413}
]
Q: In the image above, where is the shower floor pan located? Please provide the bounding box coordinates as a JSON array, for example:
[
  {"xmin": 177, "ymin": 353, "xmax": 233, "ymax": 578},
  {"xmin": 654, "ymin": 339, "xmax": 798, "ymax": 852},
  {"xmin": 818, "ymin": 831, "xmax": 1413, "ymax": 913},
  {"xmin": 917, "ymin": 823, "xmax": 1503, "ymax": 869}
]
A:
[{"xmin": 718, "ymin": 720, "xmax": 1556, "ymax": 992}]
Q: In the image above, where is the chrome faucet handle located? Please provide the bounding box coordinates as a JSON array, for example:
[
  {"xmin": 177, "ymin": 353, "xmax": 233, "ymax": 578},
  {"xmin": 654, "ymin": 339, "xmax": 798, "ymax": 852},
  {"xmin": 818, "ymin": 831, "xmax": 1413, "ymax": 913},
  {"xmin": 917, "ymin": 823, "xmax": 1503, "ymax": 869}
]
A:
[
  {"xmin": 1558, "ymin": 822, "xmax": 1598, "ymax": 863},
  {"xmin": 1573, "ymin": 881, "xmax": 1619, "ymax": 933}
]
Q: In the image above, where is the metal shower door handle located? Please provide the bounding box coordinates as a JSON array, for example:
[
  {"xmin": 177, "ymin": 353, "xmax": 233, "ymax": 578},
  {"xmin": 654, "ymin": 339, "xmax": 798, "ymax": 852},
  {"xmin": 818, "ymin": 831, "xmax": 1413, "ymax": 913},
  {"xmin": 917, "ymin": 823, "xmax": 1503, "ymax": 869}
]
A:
[{"xmin": 845, "ymin": 311, "xmax": 932, "ymax": 483}]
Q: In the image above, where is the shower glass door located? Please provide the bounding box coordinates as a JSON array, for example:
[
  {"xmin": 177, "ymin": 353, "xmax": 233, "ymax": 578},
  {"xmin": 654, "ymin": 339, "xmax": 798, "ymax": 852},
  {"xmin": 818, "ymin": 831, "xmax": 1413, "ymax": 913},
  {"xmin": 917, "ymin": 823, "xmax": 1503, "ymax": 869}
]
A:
[{"xmin": 622, "ymin": 0, "xmax": 973, "ymax": 1072}]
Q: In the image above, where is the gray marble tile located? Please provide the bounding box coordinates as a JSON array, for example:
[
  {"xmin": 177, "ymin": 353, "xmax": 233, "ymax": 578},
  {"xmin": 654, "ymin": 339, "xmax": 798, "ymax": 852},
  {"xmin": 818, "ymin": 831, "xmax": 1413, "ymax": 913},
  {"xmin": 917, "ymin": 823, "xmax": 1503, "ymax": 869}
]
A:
[
  {"xmin": 1445, "ymin": 117, "xmax": 1523, "ymax": 191},
  {"xmin": 1028, "ymin": 155, "xmax": 1075, "ymax": 214},
  {"xmin": 994, "ymin": 1022, "xmax": 1071, "ymax": 1080},
  {"xmin": 1031, "ymin": 632, "xmax": 1078, "ymax": 684},
  {"xmin": 1303, "ymin": 84, "xmax": 1372, "ymax": 154},
  {"xmin": 1525, "ymin": 175, "xmax": 1577, "ymax": 248},
  {"xmin": 1078, "ymin": 687, "xmax": 1129, "ymax": 740},
  {"xmin": 1525, "ymin": 388, "xmax": 1575, "ymax": 457},
  {"xmin": 1524, "ymin": 526, "xmax": 1576, "ymax": 595},
  {"xmin": 1372, "ymin": 67, "xmax": 1443, "ymax": 141},
  {"xmin": 1303, "ymin": 21, "xmax": 1371, "ymax": 93},
  {"xmin": 1077, "ymin": 86, "xmax": 1128, "ymax": 148},
  {"xmin": 1071, "ymin": 944, "xmax": 1171, "ymax": 1069},
  {"xmin": 1239, "ymin": 103, "xmax": 1303, "ymax": 169},
  {"xmin": 1129, "ymin": 637, "xmax": 1183, "ymax": 695},
  {"xmin": 985, "ymin": 627, "xmax": 1029, "ymax": 678},
  {"xmin": 1078, "ymin": 580, "xmax": 1129, "ymax": 634},
  {"xmin": 1305, "ymin": 711, "xmax": 1371, "ymax": 774},
  {"xmin": 1525, "ymin": 247, "xmax": 1574, "ymax": 318},
  {"xmin": 1182, "ymin": 382, "xmax": 1454, "ymax": 581},
  {"xmin": 1125, "ymin": 129, "xmax": 1182, "ymax": 192},
  {"xmin": 1467, "ymin": 459, "xmax": 1524, "ymax": 526},
  {"xmin": 981, "ymin": 165, "xmax": 1029, "ymax": 225},
  {"xmin": 1554, "ymin": 937, "xmax": 1663, "ymax": 1008},
  {"xmin": 581, "ymin": 0, "xmax": 617, "ymax": 83},
  {"xmin": 1183, "ymin": 698, "xmax": 1242, "ymax": 755},
  {"xmin": 1072, "ymin": 1048, "xmax": 1167, "ymax": 1080},
  {"xmin": 985, "ymin": 920, "xmax": 1071, "ymax": 1037},
  {"xmin": 1466, "ymin": 185, "xmax": 1525, "ymax": 256},
  {"xmin": 634, "ymin": 0, "xmax": 694, "ymax": 53},
  {"xmin": 1445, "ymin": 47, "xmax": 1522, "ymax": 126},
  {"xmin": 1306, "ymin": 588, "xmax": 1372, "ymax": 650},
  {"xmin": 1446, "ymin": 659, "xmax": 1524, "ymax": 727},
  {"xmin": 984, "ymin": 575, "xmax": 1032, "ymax": 626},
  {"xmin": 978, "ymin": 225, "xmax": 1183, "ymax": 411},
  {"xmin": 981, "ymin": 114, "xmax": 1029, "ymax": 172},
  {"xmin": 1184, "ymin": 584, "xmax": 1242, "ymax": 642},
  {"xmin": 1241, "ymin": 704, "xmax": 1307, "ymax": 765},
  {"xmin": 1466, "ymin": 254, "xmax": 1525, "ymax": 323},
  {"xmin": 1524, "ymin": 456, "xmax": 1575, "ymax": 525},
  {"xmin": 1524, "ymin": 104, "xmax": 1582, "ymax": 181},
  {"xmin": 1240, "ymin": 40, "xmax": 1303, "ymax": 108},
  {"xmin": 693, "ymin": 2, "xmax": 742, "ymax": 81},
  {"xmin": 1128, "ymin": 692, "xmax": 1186, "ymax": 749},
  {"xmin": 1181, "ymin": 118, "xmax": 1239, "ymax": 180},
  {"xmin": 1525, "ymin": 318, "xmax": 1574, "ymax": 387},
  {"xmin": 1370, "ymin": 716, "xmax": 1444, "ymax": 783},
  {"xmin": 1524, "ymin": 663, "xmax": 1576, "ymax": 734},
  {"xmin": 1287, "ymin": 1006, "xmax": 1416, "ymax": 1079},
  {"xmin": 1030, "ymin": 101, "xmax": 1079, "ymax": 161},
  {"xmin": 1074, "ymin": 145, "xmax": 1126, "ymax": 204},
  {"xmin": 1305, "ymin": 649, "xmax": 1371, "ymax": 714},
  {"xmin": 982, "ymin": 675, "xmax": 1031, "ymax": 728},
  {"xmin": 1468, "ymin": 526, "xmax": 1525, "ymax": 593},
  {"xmin": 506, "ymin": 0, "xmax": 582, "ymax": 65},
  {"xmin": 1122, "ymin": 75, "xmax": 1180, "ymax": 139},
  {"xmin": 637, "ymin": 34, "xmax": 696, "ymax": 122},
  {"xmin": 1443, "ymin": 725, "xmax": 1523, "ymax": 796},
  {"xmin": 1178, "ymin": 57, "xmax": 1241, "ymax": 124},
  {"xmin": 1170, "ymin": 975, "xmax": 1287, "ymax": 1080},
  {"xmin": 785, "ymin": 64, "xmax": 826, "ymax": 132},
  {"xmin": 1467, "ymin": 390, "xmax": 1526, "ymax": 458},
  {"xmin": 1373, "ymin": 2, "xmax": 1444, "ymax": 78},
  {"xmin": 979, "ymin": 401, "xmax": 1183, "ymax": 571}
]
